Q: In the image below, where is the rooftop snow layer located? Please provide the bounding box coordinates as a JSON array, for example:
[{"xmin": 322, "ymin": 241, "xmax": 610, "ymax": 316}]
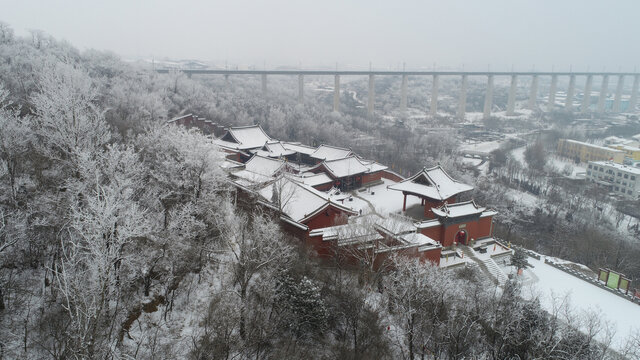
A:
[
  {"xmin": 258, "ymin": 177, "xmax": 355, "ymax": 223},
  {"xmin": 282, "ymin": 142, "xmax": 317, "ymax": 155},
  {"xmin": 432, "ymin": 200, "xmax": 486, "ymax": 218},
  {"xmin": 321, "ymin": 156, "xmax": 369, "ymax": 178},
  {"xmin": 564, "ymin": 139, "xmax": 624, "ymax": 153},
  {"xmin": 221, "ymin": 125, "xmax": 272, "ymax": 150},
  {"xmin": 262, "ymin": 141, "xmax": 296, "ymax": 157},
  {"xmin": 590, "ymin": 161, "xmax": 640, "ymax": 175},
  {"xmin": 291, "ymin": 173, "xmax": 333, "ymax": 187},
  {"xmin": 244, "ymin": 155, "xmax": 287, "ymax": 177},
  {"xmin": 359, "ymin": 159, "xmax": 389, "ymax": 173},
  {"xmin": 231, "ymin": 170, "xmax": 273, "ymax": 184},
  {"xmin": 399, "ymin": 233, "xmax": 440, "ymax": 247},
  {"xmin": 310, "ymin": 144, "xmax": 352, "ymax": 161}
]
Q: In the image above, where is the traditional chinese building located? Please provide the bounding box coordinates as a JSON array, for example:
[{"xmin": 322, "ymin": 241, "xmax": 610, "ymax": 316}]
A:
[
  {"xmin": 309, "ymin": 214, "xmax": 443, "ymax": 265},
  {"xmin": 415, "ymin": 201, "xmax": 496, "ymax": 247},
  {"xmin": 388, "ymin": 166, "xmax": 474, "ymax": 218}
]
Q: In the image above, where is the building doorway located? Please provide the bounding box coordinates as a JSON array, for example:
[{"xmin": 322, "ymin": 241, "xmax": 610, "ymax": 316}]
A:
[{"xmin": 455, "ymin": 230, "xmax": 468, "ymax": 245}]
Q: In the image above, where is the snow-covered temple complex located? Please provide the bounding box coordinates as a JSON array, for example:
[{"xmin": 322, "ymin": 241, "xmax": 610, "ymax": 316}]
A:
[{"xmin": 168, "ymin": 117, "xmax": 512, "ymax": 272}]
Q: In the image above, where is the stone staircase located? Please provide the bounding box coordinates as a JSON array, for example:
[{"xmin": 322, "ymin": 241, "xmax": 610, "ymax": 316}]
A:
[
  {"xmin": 482, "ymin": 257, "xmax": 508, "ymax": 285},
  {"xmin": 459, "ymin": 246, "xmax": 508, "ymax": 286}
]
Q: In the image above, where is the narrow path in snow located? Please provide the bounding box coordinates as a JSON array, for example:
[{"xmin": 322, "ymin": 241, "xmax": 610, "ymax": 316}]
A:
[{"xmin": 351, "ymin": 191, "xmax": 382, "ymax": 217}]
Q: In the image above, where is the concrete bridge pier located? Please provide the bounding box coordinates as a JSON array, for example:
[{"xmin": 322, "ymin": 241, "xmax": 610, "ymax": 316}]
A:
[
  {"xmin": 298, "ymin": 75, "xmax": 304, "ymax": 103},
  {"xmin": 368, "ymin": 74, "xmax": 375, "ymax": 117},
  {"xmin": 528, "ymin": 75, "xmax": 538, "ymax": 110},
  {"xmin": 333, "ymin": 75, "xmax": 340, "ymax": 112},
  {"xmin": 548, "ymin": 75, "xmax": 558, "ymax": 112},
  {"xmin": 261, "ymin": 74, "xmax": 267, "ymax": 95},
  {"xmin": 483, "ymin": 75, "xmax": 494, "ymax": 119},
  {"xmin": 565, "ymin": 75, "xmax": 576, "ymax": 110},
  {"xmin": 581, "ymin": 75, "xmax": 593, "ymax": 113},
  {"xmin": 507, "ymin": 75, "xmax": 517, "ymax": 115},
  {"xmin": 430, "ymin": 74, "xmax": 439, "ymax": 116},
  {"xmin": 629, "ymin": 75, "xmax": 640, "ymax": 112},
  {"xmin": 457, "ymin": 74, "xmax": 468, "ymax": 119},
  {"xmin": 400, "ymin": 74, "xmax": 408, "ymax": 113},
  {"xmin": 613, "ymin": 75, "xmax": 624, "ymax": 112},
  {"xmin": 597, "ymin": 75, "xmax": 609, "ymax": 113}
]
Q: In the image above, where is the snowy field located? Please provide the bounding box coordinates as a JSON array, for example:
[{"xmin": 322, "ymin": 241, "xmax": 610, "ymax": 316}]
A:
[{"xmin": 505, "ymin": 256, "xmax": 640, "ymax": 351}]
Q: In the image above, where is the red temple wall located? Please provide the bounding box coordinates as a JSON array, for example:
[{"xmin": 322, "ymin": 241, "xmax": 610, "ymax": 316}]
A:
[{"xmin": 362, "ymin": 171, "xmax": 382, "ymax": 185}]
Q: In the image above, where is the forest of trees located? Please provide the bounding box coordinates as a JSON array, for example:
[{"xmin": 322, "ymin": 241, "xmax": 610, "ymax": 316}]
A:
[{"xmin": 0, "ymin": 24, "xmax": 639, "ymax": 358}]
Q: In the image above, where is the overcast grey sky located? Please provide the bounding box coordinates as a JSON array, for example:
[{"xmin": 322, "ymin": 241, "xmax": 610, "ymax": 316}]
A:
[{"xmin": 1, "ymin": 0, "xmax": 638, "ymax": 71}]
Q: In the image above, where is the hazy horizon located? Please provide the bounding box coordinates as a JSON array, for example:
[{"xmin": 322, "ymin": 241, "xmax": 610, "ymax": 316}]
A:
[{"xmin": 2, "ymin": 0, "xmax": 639, "ymax": 72}]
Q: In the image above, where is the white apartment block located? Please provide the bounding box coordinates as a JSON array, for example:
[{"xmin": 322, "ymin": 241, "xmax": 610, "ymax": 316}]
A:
[{"xmin": 586, "ymin": 161, "xmax": 640, "ymax": 200}]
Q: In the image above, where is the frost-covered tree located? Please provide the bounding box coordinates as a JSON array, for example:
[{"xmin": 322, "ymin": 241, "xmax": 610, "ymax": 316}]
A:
[
  {"xmin": 274, "ymin": 272, "xmax": 328, "ymax": 340},
  {"xmin": 225, "ymin": 211, "xmax": 293, "ymax": 340},
  {"xmin": 510, "ymin": 247, "xmax": 531, "ymax": 272},
  {"xmin": 0, "ymin": 84, "xmax": 32, "ymax": 200},
  {"xmin": 54, "ymin": 145, "xmax": 150, "ymax": 357},
  {"xmin": 31, "ymin": 62, "xmax": 111, "ymax": 163}
]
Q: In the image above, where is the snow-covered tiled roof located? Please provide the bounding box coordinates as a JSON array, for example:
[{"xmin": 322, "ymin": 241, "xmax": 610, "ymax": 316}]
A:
[
  {"xmin": 244, "ymin": 155, "xmax": 287, "ymax": 177},
  {"xmin": 231, "ymin": 170, "xmax": 273, "ymax": 185},
  {"xmin": 310, "ymin": 144, "xmax": 353, "ymax": 161},
  {"xmin": 374, "ymin": 217, "xmax": 416, "ymax": 235},
  {"xmin": 220, "ymin": 125, "xmax": 272, "ymax": 150},
  {"xmin": 399, "ymin": 233, "xmax": 440, "ymax": 247},
  {"xmin": 359, "ymin": 159, "xmax": 388, "ymax": 173},
  {"xmin": 167, "ymin": 113, "xmax": 193, "ymax": 123},
  {"xmin": 319, "ymin": 156, "xmax": 369, "ymax": 178},
  {"xmin": 309, "ymin": 214, "xmax": 383, "ymax": 244},
  {"xmin": 258, "ymin": 141, "xmax": 296, "ymax": 157},
  {"xmin": 388, "ymin": 165, "xmax": 473, "ymax": 200},
  {"xmin": 414, "ymin": 219, "xmax": 442, "ymax": 229},
  {"xmin": 258, "ymin": 177, "xmax": 356, "ymax": 223},
  {"xmin": 290, "ymin": 173, "xmax": 333, "ymax": 187},
  {"xmin": 213, "ymin": 138, "xmax": 244, "ymax": 151},
  {"xmin": 432, "ymin": 200, "xmax": 485, "ymax": 218},
  {"xmin": 282, "ymin": 142, "xmax": 317, "ymax": 155},
  {"xmin": 220, "ymin": 159, "xmax": 244, "ymax": 169}
]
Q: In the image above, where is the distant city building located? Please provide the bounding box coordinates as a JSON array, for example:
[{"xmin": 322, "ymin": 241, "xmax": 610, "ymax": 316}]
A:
[
  {"xmin": 557, "ymin": 139, "xmax": 625, "ymax": 164},
  {"xmin": 586, "ymin": 161, "xmax": 640, "ymax": 200},
  {"xmin": 607, "ymin": 144, "xmax": 640, "ymax": 162}
]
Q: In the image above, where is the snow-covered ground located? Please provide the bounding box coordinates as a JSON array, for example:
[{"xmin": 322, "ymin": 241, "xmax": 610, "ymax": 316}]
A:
[
  {"xmin": 460, "ymin": 157, "xmax": 484, "ymax": 167},
  {"xmin": 510, "ymin": 146, "xmax": 586, "ymax": 179},
  {"xmin": 460, "ymin": 140, "xmax": 502, "ymax": 154},
  {"xmin": 464, "ymin": 112, "xmax": 484, "ymax": 122},
  {"xmin": 546, "ymin": 154, "xmax": 586, "ymax": 178},
  {"xmin": 511, "ymin": 146, "xmax": 525, "ymax": 163},
  {"xmin": 337, "ymin": 178, "xmax": 421, "ymax": 216},
  {"xmin": 505, "ymin": 256, "xmax": 640, "ymax": 351},
  {"xmin": 504, "ymin": 188, "xmax": 539, "ymax": 207},
  {"xmin": 492, "ymin": 108, "xmax": 534, "ymax": 119}
]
